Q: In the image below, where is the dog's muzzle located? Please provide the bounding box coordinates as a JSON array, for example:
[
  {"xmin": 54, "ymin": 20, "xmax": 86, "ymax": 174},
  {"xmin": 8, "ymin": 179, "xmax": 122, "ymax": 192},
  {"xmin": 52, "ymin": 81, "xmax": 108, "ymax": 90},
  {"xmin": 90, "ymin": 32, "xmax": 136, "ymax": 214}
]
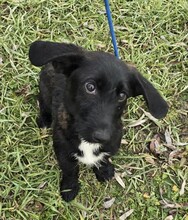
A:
[{"xmin": 92, "ymin": 129, "xmax": 111, "ymax": 143}]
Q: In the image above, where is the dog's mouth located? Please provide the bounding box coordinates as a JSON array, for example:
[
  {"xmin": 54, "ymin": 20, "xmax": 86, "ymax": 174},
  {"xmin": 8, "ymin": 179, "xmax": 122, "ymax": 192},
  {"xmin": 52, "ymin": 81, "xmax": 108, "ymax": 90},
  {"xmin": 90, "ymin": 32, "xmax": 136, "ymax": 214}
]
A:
[
  {"xmin": 79, "ymin": 137, "xmax": 101, "ymax": 145},
  {"xmin": 79, "ymin": 135, "xmax": 99, "ymax": 145}
]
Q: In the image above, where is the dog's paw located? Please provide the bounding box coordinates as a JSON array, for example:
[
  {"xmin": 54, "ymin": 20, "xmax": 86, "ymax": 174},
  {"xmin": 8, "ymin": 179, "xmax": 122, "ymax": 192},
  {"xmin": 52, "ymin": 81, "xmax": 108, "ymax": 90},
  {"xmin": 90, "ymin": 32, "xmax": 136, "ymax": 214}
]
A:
[
  {"xmin": 60, "ymin": 180, "xmax": 80, "ymax": 202},
  {"xmin": 93, "ymin": 163, "xmax": 115, "ymax": 182}
]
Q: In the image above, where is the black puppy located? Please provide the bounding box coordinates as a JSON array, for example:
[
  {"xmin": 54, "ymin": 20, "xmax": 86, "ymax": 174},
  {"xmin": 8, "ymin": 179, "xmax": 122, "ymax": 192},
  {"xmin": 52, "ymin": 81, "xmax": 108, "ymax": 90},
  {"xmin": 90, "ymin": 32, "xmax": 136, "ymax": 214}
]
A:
[{"xmin": 29, "ymin": 41, "xmax": 168, "ymax": 202}]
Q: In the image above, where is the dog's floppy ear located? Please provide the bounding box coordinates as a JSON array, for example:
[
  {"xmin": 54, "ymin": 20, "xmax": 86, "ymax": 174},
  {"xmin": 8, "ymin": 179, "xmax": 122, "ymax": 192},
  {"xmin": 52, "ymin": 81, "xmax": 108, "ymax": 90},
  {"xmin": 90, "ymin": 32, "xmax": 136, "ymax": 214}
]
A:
[
  {"xmin": 127, "ymin": 65, "xmax": 168, "ymax": 119},
  {"xmin": 29, "ymin": 40, "xmax": 85, "ymax": 75}
]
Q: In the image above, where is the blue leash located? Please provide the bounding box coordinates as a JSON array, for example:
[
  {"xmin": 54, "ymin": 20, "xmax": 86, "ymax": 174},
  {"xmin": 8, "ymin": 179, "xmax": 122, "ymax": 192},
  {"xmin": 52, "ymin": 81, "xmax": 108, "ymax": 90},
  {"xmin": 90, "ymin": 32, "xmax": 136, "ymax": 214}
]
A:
[{"xmin": 104, "ymin": 0, "xmax": 119, "ymax": 59}]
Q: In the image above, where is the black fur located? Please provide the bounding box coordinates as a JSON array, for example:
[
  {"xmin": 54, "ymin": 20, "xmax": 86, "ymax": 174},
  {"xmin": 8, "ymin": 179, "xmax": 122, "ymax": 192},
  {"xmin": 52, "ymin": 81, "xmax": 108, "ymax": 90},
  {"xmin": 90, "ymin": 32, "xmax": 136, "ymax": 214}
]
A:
[{"xmin": 29, "ymin": 41, "xmax": 168, "ymax": 202}]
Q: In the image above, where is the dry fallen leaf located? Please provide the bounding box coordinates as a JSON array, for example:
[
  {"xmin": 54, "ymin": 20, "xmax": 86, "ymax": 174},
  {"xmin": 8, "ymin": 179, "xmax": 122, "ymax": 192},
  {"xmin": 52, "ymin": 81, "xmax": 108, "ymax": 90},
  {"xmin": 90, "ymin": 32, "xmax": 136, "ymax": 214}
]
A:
[
  {"xmin": 159, "ymin": 187, "xmax": 188, "ymax": 209},
  {"xmin": 149, "ymin": 134, "xmax": 163, "ymax": 155},
  {"xmin": 115, "ymin": 25, "xmax": 128, "ymax": 31},
  {"xmin": 34, "ymin": 201, "xmax": 44, "ymax": 212},
  {"xmin": 119, "ymin": 209, "xmax": 134, "ymax": 220},
  {"xmin": 164, "ymin": 215, "xmax": 173, "ymax": 220},
  {"xmin": 121, "ymin": 139, "xmax": 128, "ymax": 145},
  {"xmin": 168, "ymin": 150, "xmax": 183, "ymax": 164},
  {"xmin": 165, "ymin": 129, "xmax": 172, "ymax": 146},
  {"xmin": 168, "ymin": 209, "xmax": 178, "ymax": 215},
  {"xmin": 114, "ymin": 172, "xmax": 125, "ymax": 188},
  {"xmin": 38, "ymin": 181, "xmax": 47, "ymax": 189},
  {"xmin": 121, "ymin": 172, "xmax": 128, "ymax": 178},
  {"xmin": 128, "ymin": 114, "xmax": 147, "ymax": 127},
  {"xmin": 161, "ymin": 201, "xmax": 187, "ymax": 209},
  {"xmin": 180, "ymin": 179, "xmax": 186, "ymax": 196},
  {"xmin": 83, "ymin": 22, "xmax": 94, "ymax": 30},
  {"xmin": 98, "ymin": 10, "xmax": 106, "ymax": 14},
  {"xmin": 164, "ymin": 129, "xmax": 177, "ymax": 150},
  {"xmin": 141, "ymin": 109, "xmax": 161, "ymax": 126},
  {"xmin": 175, "ymin": 142, "xmax": 188, "ymax": 146},
  {"xmin": 144, "ymin": 153, "xmax": 156, "ymax": 165},
  {"xmin": 103, "ymin": 198, "xmax": 115, "ymax": 209},
  {"xmin": 96, "ymin": 43, "xmax": 106, "ymax": 49},
  {"xmin": 180, "ymin": 157, "xmax": 187, "ymax": 167},
  {"xmin": 120, "ymin": 39, "xmax": 129, "ymax": 44},
  {"xmin": 0, "ymin": 56, "xmax": 3, "ymax": 65}
]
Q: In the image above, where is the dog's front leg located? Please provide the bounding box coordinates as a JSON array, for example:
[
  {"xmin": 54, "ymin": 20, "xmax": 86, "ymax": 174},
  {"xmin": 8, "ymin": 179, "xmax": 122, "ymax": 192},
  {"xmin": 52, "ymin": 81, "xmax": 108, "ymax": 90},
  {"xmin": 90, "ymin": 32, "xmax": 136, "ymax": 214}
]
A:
[
  {"xmin": 93, "ymin": 158, "xmax": 115, "ymax": 182},
  {"xmin": 53, "ymin": 129, "xmax": 80, "ymax": 202},
  {"xmin": 59, "ymin": 158, "xmax": 80, "ymax": 202}
]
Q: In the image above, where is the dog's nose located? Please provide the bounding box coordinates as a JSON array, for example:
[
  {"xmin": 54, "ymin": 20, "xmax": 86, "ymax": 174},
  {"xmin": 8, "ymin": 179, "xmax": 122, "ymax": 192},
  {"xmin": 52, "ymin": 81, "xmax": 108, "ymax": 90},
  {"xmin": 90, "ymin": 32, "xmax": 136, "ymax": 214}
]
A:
[{"xmin": 93, "ymin": 129, "xmax": 111, "ymax": 143}]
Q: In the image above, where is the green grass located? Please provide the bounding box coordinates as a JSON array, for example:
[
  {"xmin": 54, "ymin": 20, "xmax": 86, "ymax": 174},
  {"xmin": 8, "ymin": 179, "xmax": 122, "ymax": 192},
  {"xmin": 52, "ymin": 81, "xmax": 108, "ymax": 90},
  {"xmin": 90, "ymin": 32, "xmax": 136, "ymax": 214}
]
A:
[{"xmin": 1, "ymin": 0, "xmax": 188, "ymax": 219}]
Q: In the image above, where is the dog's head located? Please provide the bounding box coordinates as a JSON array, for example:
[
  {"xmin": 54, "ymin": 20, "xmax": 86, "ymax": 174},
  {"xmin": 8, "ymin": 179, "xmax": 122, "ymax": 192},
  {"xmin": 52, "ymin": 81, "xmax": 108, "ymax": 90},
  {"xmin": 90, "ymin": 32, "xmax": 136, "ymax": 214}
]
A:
[{"xmin": 29, "ymin": 41, "xmax": 168, "ymax": 144}]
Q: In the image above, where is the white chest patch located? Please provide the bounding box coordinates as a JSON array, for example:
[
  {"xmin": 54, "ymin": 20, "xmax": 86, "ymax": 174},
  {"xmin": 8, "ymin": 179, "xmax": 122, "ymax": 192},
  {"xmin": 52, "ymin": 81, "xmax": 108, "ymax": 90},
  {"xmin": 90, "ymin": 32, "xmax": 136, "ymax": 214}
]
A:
[{"xmin": 75, "ymin": 139, "xmax": 108, "ymax": 167}]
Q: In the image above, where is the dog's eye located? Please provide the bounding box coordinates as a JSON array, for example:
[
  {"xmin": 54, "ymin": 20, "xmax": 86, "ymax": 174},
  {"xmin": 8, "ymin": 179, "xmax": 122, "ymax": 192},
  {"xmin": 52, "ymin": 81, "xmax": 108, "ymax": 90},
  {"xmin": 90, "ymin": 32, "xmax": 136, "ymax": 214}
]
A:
[
  {"xmin": 85, "ymin": 82, "xmax": 96, "ymax": 94},
  {"xmin": 118, "ymin": 92, "xmax": 127, "ymax": 102}
]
